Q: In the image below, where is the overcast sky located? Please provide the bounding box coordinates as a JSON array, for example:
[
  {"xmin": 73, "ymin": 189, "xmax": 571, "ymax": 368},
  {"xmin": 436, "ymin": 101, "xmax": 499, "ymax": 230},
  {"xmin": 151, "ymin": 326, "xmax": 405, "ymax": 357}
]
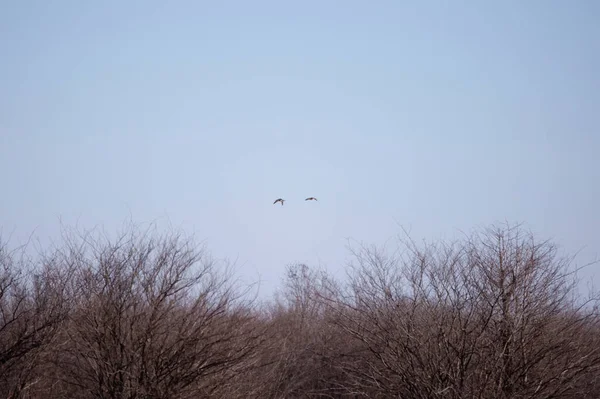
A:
[{"xmin": 1, "ymin": 1, "xmax": 599, "ymax": 296}]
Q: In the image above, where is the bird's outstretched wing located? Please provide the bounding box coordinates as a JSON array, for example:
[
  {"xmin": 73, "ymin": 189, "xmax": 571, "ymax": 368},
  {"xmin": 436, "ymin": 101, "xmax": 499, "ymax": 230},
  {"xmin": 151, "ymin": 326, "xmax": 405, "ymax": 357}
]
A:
[
  {"xmin": 305, "ymin": 197, "xmax": 317, "ymax": 201},
  {"xmin": 273, "ymin": 198, "xmax": 285, "ymax": 205}
]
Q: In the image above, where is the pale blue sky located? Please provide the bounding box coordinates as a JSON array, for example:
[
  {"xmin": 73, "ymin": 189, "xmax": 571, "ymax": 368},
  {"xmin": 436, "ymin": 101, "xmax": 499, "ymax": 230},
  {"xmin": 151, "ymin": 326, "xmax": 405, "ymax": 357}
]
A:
[{"xmin": 1, "ymin": 1, "xmax": 599, "ymax": 296}]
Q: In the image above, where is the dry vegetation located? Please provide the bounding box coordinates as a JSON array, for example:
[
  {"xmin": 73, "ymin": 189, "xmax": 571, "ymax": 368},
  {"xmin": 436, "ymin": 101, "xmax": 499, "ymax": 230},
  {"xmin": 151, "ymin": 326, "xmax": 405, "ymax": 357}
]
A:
[{"xmin": 1, "ymin": 222, "xmax": 599, "ymax": 398}]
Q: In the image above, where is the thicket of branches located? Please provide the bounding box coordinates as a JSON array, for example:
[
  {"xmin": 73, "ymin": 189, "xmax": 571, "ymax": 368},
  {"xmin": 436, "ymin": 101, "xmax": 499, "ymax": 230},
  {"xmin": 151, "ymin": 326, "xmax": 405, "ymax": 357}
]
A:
[{"xmin": 1, "ymin": 222, "xmax": 599, "ymax": 398}]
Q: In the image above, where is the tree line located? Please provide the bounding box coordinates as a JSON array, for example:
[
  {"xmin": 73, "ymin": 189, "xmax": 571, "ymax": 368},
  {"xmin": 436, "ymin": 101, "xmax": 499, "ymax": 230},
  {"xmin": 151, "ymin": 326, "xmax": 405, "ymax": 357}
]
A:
[{"xmin": 1, "ymin": 221, "xmax": 599, "ymax": 398}]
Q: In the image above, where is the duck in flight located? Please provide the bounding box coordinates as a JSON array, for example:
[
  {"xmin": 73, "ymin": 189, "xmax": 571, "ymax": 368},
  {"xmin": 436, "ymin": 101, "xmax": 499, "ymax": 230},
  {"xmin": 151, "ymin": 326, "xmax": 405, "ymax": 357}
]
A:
[
  {"xmin": 305, "ymin": 197, "xmax": 318, "ymax": 201},
  {"xmin": 273, "ymin": 198, "xmax": 285, "ymax": 206}
]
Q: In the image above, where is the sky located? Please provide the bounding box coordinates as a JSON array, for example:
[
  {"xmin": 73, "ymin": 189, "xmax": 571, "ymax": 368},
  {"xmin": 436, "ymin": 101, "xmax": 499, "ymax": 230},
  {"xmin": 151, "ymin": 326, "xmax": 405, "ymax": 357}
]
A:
[{"xmin": 1, "ymin": 1, "xmax": 599, "ymax": 298}]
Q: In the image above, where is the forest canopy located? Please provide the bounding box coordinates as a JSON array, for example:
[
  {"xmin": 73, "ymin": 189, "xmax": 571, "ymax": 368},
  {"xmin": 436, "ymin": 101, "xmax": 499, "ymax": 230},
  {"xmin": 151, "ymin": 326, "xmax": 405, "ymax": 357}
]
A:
[{"xmin": 1, "ymin": 221, "xmax": 599, "ymax": 398}]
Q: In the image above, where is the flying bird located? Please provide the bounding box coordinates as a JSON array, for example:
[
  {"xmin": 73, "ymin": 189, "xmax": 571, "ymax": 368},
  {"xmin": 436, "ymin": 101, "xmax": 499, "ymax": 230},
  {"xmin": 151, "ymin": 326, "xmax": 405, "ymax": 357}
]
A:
[
  {"xmin": 305, "ymin": 197, "xmax": 318, "ymax": 201},
  {"xmin": 273, "ymin": 198, "xmax": 285, "ymax": 206}
]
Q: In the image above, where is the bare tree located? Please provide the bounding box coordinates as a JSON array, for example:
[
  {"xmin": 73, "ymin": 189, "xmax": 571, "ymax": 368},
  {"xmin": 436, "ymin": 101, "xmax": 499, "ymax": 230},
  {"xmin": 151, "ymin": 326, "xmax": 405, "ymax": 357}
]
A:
[
  {"xmin": 461, "ymin": 223, "xmax": 600, "ymax": 398},
  {"xmin": 0, "ymin": 237, "xmax": 71, "ymax": 399},
  {"xmin": 237, "ymin": 263, "xmax": 349, "ymax": 398},
  {"xmin": 323, "ymin": 223, "xmax": 600, "ymax": 398},
  {"xmin": 42, "ymin": 224, "xmax": 265, "ymax": 399}
]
